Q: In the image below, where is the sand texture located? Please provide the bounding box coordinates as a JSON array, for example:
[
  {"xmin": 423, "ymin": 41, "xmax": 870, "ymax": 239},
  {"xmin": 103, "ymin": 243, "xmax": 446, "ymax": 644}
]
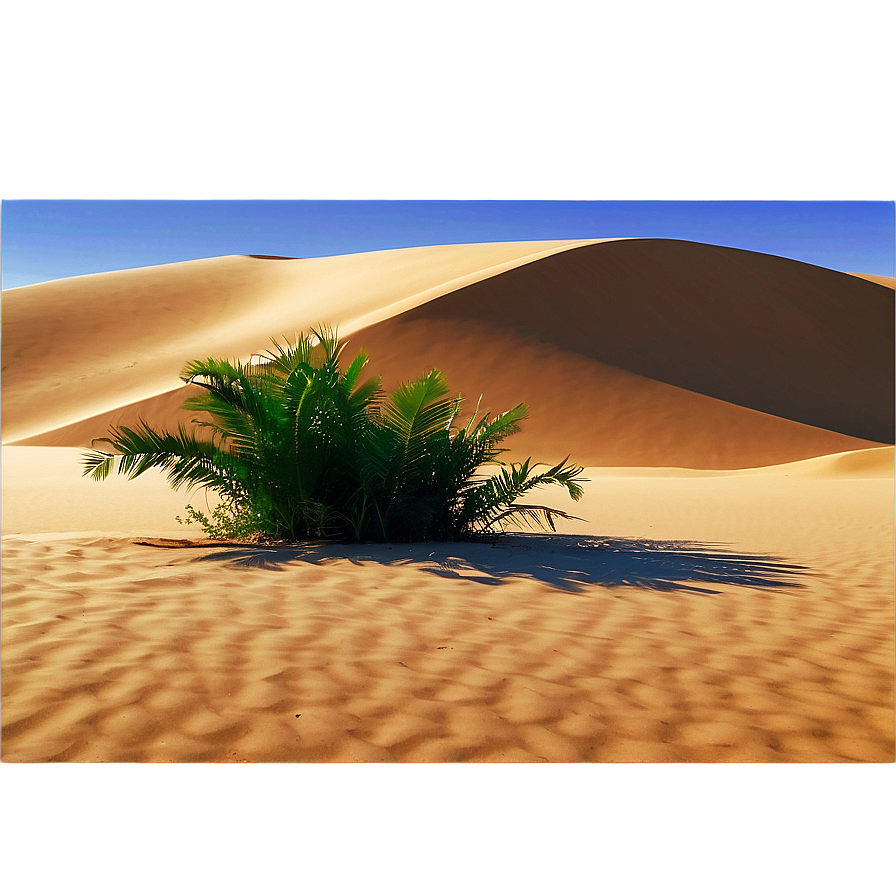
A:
[
  {"xmin": 2, "ymin": 238, "xmax": 893, "ymax": 762},
  {"xmin": 3, "ymin": 452, "xmax": 893, "ymax": 763}
]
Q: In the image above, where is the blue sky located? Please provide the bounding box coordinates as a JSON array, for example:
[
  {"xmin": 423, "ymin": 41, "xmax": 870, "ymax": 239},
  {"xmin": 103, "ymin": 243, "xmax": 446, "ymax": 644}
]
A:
[{"xmin": 1, "ymin": 200, "xmax": 893, "ymax": 289}]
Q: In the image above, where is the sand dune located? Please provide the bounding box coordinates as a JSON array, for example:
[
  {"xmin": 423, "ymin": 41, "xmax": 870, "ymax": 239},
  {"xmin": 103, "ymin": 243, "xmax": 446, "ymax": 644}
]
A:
[
  {"xmin": 2, "ymin": 238, "xmax": 893, "ymax": 763},
  {"xmin": 1, "ymin": 240, "xmax": 600, "ymax": 446},
  {"xmin": 4, "ymin": 239, "xmax": 892, "ymax": 470},
  {"xmin": 348, "ymin": 239, "xmax": 893, "ymax": 444}
]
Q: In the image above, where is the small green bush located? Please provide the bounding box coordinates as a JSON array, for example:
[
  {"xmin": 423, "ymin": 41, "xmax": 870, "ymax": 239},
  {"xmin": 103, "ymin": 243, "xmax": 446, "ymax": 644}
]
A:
[{"xmin": 83, "ymin": 328, "xmax": 586, "ymax": 542}]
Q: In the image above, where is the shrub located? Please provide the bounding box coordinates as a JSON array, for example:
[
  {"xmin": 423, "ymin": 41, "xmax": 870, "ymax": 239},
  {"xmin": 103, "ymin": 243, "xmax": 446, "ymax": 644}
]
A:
[{"xmin": 83, "ymin": 328, "xmax": 586, "ymax": 542}]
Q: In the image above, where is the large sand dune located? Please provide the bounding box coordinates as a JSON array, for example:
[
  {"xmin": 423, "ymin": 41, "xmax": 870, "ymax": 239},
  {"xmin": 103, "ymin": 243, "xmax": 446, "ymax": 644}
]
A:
[
  {"xmin": 3, "ymin": 239, "xmax": 892, "ymax": 468},
  {"xmin": 2, "ymin": 238, "xmax": 893, "ymax": 763}
]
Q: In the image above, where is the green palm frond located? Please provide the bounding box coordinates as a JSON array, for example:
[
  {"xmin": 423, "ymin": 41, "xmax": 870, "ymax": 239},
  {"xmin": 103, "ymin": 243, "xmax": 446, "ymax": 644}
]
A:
[
  {"xmin": 82, "ymin": 420, "xmax": 239, "ymax": 497},
  {"xmin": 82, "ymin": 448, "xmax": 117, "ymax": 481},
  {"xmin": 181, "ymin": 392, "xmax": 259, "ymax": 456},
  {"xmin": 487, "ymin": 503, "xmax": 583, "ymax": 532},
  {"xmin": 349, "ymin": 374, "xmax": 382, "ymax": 410},
  {"xmin": 182, "ymin": 358, "xmax": 282, "ymax": 426},
  {"xmin": 471, "ymin": 403, "xmax": 529, "ymax": 447},
  {"xmin": 264, "ymin": 334, "xmax": 316, "ymax": 377},
  {"xmin": 378, "ymin": 369, "xmax": 460, "ymax": 485},
  {"xmin": 309, "ymin": 325, "xmax": 341, "ymax": 367},
  {"xmin": 460, "ymin": 457, "xmax": 588, "ymax": 535},
  {"xmin": 382, "ymin": 369, "xmax": 453, "ymax": 435}
]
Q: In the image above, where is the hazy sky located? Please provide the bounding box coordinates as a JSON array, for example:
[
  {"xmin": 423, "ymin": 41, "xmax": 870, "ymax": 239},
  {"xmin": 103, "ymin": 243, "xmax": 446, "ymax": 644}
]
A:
[{"xmin": 0, "ymin": 0, "xmax": 896, "ymax": 286}]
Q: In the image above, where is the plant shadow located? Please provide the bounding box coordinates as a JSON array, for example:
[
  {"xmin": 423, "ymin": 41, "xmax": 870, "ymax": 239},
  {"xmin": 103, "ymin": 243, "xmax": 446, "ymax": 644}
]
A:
[{"xmin": 190, "ymin": 533, "xmax": 809, "ymax": 595}]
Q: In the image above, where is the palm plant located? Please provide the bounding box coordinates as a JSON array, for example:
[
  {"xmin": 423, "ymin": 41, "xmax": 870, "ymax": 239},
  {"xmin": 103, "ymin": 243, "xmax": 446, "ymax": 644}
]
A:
[{"xmin": 83, "ymin": 327, "xmax": 586, "ymax": 542}]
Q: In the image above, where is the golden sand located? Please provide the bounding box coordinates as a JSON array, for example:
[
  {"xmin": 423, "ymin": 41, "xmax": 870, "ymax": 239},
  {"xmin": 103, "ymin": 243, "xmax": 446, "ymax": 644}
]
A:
[
  {"xmin": 2, "ymin": 240, "xmax": 893, "ymax": 762},
  {"xmin": 2, "ymin": 450, "xmax": 892, "ymax": 762}
]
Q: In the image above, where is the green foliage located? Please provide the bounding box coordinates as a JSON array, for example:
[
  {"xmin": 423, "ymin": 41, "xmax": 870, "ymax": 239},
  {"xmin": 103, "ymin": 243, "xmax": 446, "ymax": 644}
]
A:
[
  {"xmin": 176, "ymin": 502, "xmax": 264, "ymax": 542},
  {"xmin": 82, "ymin": 327, "xmax": 587, "ymax": 542}
]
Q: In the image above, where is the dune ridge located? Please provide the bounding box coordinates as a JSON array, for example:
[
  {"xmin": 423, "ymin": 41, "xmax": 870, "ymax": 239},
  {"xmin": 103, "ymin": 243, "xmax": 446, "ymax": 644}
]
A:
[{"xmin": 4, "ymin": 239, "xmax": 892, "ymax": 470}]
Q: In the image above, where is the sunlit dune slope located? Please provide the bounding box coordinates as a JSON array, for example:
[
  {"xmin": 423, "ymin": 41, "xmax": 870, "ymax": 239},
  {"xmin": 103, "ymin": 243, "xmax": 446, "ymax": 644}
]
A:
[
  {"xmin": 1, "ymin": 240, "xmax": 599, "ymax": 445},
  {"xmin": 3, "ymin": 239, "xmax": 892, "ymax": 469}
]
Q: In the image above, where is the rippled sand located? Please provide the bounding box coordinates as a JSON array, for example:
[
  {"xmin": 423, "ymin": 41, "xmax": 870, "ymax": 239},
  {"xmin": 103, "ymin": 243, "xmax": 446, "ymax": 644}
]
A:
[{"xmin": 3, "ymin": 459, "xmax": 891, "ymax": 763}]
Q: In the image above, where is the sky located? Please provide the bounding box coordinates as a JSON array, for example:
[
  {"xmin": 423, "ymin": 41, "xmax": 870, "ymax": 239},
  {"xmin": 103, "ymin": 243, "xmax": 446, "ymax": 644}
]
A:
[
  {"xmin": 0, "ymin": 0, "xmax": 896, "ymax": 288},
  {"xmin": 1, "ymin": 200, "xmax": 893, "ymax": 290}
]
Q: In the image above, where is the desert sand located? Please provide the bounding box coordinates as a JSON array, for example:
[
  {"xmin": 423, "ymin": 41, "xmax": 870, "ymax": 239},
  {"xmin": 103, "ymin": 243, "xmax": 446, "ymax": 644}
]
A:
[{"xmin": 2, "ymin": 239, "xmax": 893, "ymax": 762}]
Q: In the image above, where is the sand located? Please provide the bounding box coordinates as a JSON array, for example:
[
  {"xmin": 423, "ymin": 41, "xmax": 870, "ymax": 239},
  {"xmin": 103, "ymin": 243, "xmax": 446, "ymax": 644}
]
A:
[
  {"xmin": 2, "ymin": 447, "xmax": 892, "ymax": 763},
  {"xmin": 5, "ymin": 240, "xmax": 892, "ymax": 465},
  {"xmin": 849, "ymin": 272, "xmax": 896, "ymax": 289},
  {"xmin": 2, "ymin": 240, "xmax": 602, "ymax": 446},
  {"xmin": 2, "ymin": 239, "xmax": 893, "ymax": 763}
]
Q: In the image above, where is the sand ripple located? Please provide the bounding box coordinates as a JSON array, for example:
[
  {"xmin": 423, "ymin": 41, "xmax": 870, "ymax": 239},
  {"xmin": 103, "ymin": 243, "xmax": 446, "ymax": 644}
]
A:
[{"xmin": 3, "ymin": 532, "xmax": 892, "ymax": 762}]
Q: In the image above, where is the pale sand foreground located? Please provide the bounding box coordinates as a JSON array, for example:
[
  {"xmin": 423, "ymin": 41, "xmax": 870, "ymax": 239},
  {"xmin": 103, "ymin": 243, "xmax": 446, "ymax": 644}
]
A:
[{"xmin": 3, "ymin": 448, "xmax": 892, "ymax": 763}]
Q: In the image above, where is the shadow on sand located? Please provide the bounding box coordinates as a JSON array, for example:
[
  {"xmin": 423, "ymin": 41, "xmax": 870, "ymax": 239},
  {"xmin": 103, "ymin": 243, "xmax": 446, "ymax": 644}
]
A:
[{"xmin": 190, "ymin": 533, "xmax": 809, "ymax": 595}]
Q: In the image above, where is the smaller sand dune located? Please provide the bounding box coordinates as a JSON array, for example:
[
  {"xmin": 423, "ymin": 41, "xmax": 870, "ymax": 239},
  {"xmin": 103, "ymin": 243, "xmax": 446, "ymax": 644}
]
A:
[
  {"xmin": 848, "ymin": 272, "xmax": 895, "ymax": 288},
  {"xmin": 743, "ymin": 445, "xmax": 894, "ymax": 479},
  {"xmin": 3, "ymin": 445, "xmax": 892, "ymax": 538}
]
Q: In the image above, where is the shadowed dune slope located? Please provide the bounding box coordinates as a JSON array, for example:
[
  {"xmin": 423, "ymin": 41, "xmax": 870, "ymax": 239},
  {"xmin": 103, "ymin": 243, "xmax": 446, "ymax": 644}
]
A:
[
  {"xmin": 346, "ymin": 316, "xmax": 884, "ymax": 468},
  {"xmin": 3, "ymin": 239, "xmax": 892, "ymax": 468},
  {"xmin": 363, "ymin": 239, "xmax": 893, "ymax": 443}
]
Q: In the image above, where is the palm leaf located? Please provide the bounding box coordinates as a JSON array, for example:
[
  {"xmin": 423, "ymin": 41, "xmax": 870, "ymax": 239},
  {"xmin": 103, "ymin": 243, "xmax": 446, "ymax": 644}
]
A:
[
  {"xmin": 82, "ymin": 420, "xmax": 240, "ymax": 497},
  {"xmin": 264, "ymin": 334, "xmax": 316, "ymax": 377},
  {"xmin": 459, "ymin": 457, "xmax": 588, "ymax": 535},
  {"xmin": 486, "ymin": 504, "xmax": 583, "ymax": 532},
  {"xmin": 378, "ymin": 370, "xmax": 459, "ymax": 488},
  {"xmin": 471, "ymin": 403, "xmax": 529, "ymax": 447}
]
